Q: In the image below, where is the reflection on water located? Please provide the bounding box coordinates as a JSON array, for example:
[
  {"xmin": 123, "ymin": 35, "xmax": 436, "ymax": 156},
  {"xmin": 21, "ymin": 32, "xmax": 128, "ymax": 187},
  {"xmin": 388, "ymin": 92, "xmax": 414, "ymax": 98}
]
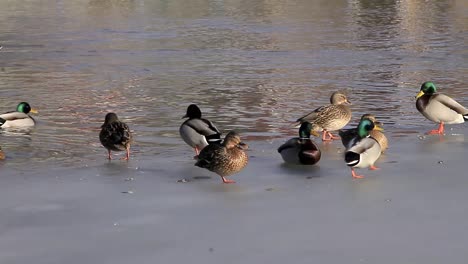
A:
[{"xmin": 0, "ymin": 0, "xmax": 466, "ymax": 169}]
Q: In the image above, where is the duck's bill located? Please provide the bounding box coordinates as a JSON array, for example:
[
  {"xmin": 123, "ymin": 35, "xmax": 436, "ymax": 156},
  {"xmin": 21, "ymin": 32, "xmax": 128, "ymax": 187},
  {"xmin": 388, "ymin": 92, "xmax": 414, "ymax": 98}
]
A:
[
  {"xmin": 345, "ymin": 100, "xmax": 352, "ymax": 105},
  {"xmin": 311, "ymin": 131, "xmax": 320, "ymax": 137},
  {"xmin": 415, "ymin": 91, "xmax": 424, "ymax": 99},
  {"xmin": 238, "ymin": 142, "xmax": 249, "ymax": 150},
  {"xmin": 30, "ymin": 109, "xmax": 39, "ymax": 114},
  {"xmin": 374, "ymin": 124, "xmax": 384, "ymax": 131}
]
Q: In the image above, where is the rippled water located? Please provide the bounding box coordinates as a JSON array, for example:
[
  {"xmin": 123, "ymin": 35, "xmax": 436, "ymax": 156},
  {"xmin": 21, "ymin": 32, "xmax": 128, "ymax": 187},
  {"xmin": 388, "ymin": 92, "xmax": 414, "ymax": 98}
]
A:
[{"xmin": 0, "ymin": 0, "xmax": 467, "ymax": 170}]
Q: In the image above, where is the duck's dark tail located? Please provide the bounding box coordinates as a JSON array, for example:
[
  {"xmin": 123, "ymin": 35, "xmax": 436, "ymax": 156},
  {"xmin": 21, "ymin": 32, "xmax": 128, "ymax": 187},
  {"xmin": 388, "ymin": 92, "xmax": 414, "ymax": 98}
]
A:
[
  {"xmin": 463, "ymin": 113, "xmax": 468, "ymax": 121},
  {"xmin": 206, "ymin": 134, "xmax": 222, "ymax": 145},
  {"xmin": 345, "ymin": 151, "xmax": 360, "ymax": 167},
  {"xmin": 195, "ymin": 159, "xmax": 210, "ymax": 169},
  {"xmin": 0, "ymin": 117, "xmax": 5, "ymax": 127}
]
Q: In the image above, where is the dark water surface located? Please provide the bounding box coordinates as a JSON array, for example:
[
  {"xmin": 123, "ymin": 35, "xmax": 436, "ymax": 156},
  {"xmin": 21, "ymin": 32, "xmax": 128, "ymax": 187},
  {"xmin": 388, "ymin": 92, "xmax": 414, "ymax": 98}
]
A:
[{"xmin": 1, "ymin": 0, "xmax": 466, "ymax": 169}]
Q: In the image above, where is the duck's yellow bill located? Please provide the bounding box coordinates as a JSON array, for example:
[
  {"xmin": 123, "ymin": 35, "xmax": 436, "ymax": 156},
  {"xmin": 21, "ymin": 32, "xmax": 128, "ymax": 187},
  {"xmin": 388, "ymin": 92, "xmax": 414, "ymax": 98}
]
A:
[
  {"xmin": 30, "ymin": 109, "xmax": 38, "ymax": 114},
  {"xmin": 415, "ymin": 91, "xmax": 425, "ymax": 99},
  {"xmin": 374, "ymin": 124, "xmax": 384, "ymax": 131},
  {"xmin": 311, "ymin": 130, "xmax": 320, "ymax": 137}
]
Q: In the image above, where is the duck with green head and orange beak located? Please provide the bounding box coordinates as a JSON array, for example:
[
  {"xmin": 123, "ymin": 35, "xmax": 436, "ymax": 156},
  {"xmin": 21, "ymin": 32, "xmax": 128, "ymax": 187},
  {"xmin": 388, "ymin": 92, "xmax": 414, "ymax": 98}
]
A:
[
  {"xmin": 0, "ymin": 102, "xmax": 38, "ymax": 129},
  {"xmin": 415, "ymin": 82, "xmax": 468, "ymax": 135}
]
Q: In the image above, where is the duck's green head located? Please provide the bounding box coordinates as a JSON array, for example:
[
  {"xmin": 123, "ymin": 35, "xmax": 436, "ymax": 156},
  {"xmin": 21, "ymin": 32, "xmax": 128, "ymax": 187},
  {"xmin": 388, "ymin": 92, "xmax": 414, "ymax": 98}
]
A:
[
  {"xmin": 416, "ymin": 81, "xmax": 437, "ymax": 99},
  {"xmin": 17, "ymin": 102, "xmax": 38, "ymax": 114},
  {"xmin": 357, "ymin": 118, "xmax": 382, "ymax": 138},
  {"xmin": 299, "ymin": 122, "xmax": 313, "ymax": 139},
  {"xmin": 360, "ymin": 114, "xmax": 383, "ymax": 127},
  {"xmin": 183, "ymin": 104, "xmax": 202, "ymax": 119}
]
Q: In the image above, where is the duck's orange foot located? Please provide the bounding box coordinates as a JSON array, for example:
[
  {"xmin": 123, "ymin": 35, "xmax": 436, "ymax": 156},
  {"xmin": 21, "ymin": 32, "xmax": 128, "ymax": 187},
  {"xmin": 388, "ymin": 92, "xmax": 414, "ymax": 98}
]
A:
[
  {"xmin": 222, "ymin": 177, "xmax": 236, "ymax": 184},
  {"xmin": 426, "ymin": 123, "xmax": 444, "ymax": 135},
  {"xmin": 426, "ymin": 129, "xmax": 444, "ymax": 135},
  {"xmin": 327, "ymin": 132, "xmax": 341, "ymax": 140},
  {"xmin": 369, "ymin": 165, "xmax": 380, "ymax": 171},
  {"xmin": 322, "ymin": 131, "xmax": 339, "ymax": 141},
  {"xmin": 351, "ymin": 169, "xmax": 364, "ymax": 179}
]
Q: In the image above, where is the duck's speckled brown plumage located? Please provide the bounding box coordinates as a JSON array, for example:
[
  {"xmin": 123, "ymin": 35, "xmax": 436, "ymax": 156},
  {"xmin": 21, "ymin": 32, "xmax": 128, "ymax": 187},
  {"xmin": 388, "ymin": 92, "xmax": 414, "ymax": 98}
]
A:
[
  {"xmin": 195, "ymin": 131, "xmax": 248, "ymax": 183},
  {"xmin": 99, "ymin": 113, "xmax": 132, "ymax": 160},
  {"xmin": 339, "ymin": 114, "xmax": 387, "ymax": 153},
  {"xmin": 296, "ymin": 91, "xmax": 352, "ymax": 133},
  {"xmin": 0, "ymin": 146, "xmax": 5, "ymax": 160},
  {"xmin": 369, "ymin": 130, "xmax": 388, "ymax": 153}
]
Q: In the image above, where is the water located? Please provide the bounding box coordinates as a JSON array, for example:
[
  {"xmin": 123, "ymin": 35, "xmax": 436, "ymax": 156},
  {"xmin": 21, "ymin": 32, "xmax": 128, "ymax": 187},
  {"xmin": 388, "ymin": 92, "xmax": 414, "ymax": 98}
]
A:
[{"xmin": 0, "ymin": 0, "xmax": 466, "ymax": 170}]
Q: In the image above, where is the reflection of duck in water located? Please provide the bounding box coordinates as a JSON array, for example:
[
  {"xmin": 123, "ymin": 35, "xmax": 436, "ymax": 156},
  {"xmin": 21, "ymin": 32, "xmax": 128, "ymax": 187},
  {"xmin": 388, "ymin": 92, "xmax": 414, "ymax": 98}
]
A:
[
  {"xmin": 195, "ymin": 131, "xmax": 248, "ymax": 184},
  {"xmin": 99, "ymin": 113, "xmax": 132, "ymax": 160},
  {"xmin": 295, "ymin": 92, "xmax": 352, "ymax": 141},
  {"xmin": 339, "ymin": 114, "xmax": 388, "ymax": 153},
  {"xmin": 416, "ymin": 81, "xmax": 468, "ymax": 135},
  {"xmin": 0, "ymin": 102, "xmax": 38, "ymax": 129},
  {"xmin": 340, "ymin": 118, "xmax": 382, "ymax": 179},
  {"xmin": 180, "ymin": 104, "xmax": 222, "ymax": 156},
  {"xmin": 278, "ymin": 122, "xmax": 321, "ymax": 165}
]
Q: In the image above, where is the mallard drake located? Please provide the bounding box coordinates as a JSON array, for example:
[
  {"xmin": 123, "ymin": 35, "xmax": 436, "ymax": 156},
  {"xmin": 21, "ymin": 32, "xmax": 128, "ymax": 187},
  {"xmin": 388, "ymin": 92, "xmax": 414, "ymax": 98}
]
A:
[
  {"xmin": 195, "ymin": 131, "xmax": 248, "ymax": 184},
  {"xmin": 416, "ymin": 81, "xmax": 468, "ymax": 135},
  {"xmin": 295, "ymin": 91, "xmax": 352, "ymax": 141},
  {"xmin": 180, "ymin": 104, "xmax": 222, "ymax": 156},
  {"xmin": 339, "ymin": 114, "xmax": 388, "ymax": 153},
  {"xmin": 0, "ymin": 102, "xmax": 38, "ymax": 128},
  {"xmin": 99, "ymin": 113, "xmax": 132, "ymax": 160},
  {"xmin": 340, "ymin": 118, "xmax": 382, "ymax": 179},
  {"xmin": 278, "ymin": 122, "xmax": 321, "ymax": 165}
]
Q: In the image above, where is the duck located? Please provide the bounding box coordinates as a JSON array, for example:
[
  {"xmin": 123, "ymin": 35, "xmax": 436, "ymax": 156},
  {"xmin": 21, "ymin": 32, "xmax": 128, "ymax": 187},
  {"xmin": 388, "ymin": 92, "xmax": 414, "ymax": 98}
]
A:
[
  {"xmin": 340, "ymin": 118, "xmax": 382, "ymax": 179},
  {"xmin": 339, "ymin": 114, "xmax": 388, "ymax": 153},
  {"xmin": 195, "ymin": 131, "xmax": 248, "ymax": 184},
  {"xmin": 416, "ymin": 81, "xmax": 468, "ymax": 135},
  {"xmin": 180, "ymin": 104, "xmax": 222, "ymax": 156},
  {"xmin": 295, "ymin": 91, "xmax": 352, "ymax": 141},
  {"xmin": 0, "ymin": 146, "xmax": 5, "ymax": 160},
  {"xmin": 99, "ymin": 113, "xmax": 132, "ymax": 160},
  {"xmin": 0, "ymin": 102, "xmax": 38, "ymax": 128},
  {"xmin": 278, "ymin": 122, "xmax": 321, "ymax": 165}
]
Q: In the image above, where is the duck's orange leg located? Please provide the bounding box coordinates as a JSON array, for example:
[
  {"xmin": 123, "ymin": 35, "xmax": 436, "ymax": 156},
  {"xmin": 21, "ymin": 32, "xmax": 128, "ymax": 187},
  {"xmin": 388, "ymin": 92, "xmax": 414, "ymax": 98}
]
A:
[
  {"xmin": 427, "ymin": 122, "xmax": 444, "ymax": 135},
  {"xmin": 121, "ymin": 147, "xmax": 130, "ymax": 161},
  {"xmin": 326, "ymin": 131, "xmax": 341, "ymax": 140},
  {"xmin": 221, "ymin": 177, "xmax": 236, "ymax": 184},
  {"xmin": 351, "ymin": 168, "xmax": 364, "ymax": 179},
  {"xmin": 321, "ymin": 131, "xmax": 331, "ymax": 141},
  {"xmin": 369, "ymin": 165, "xmax": 379, "ymax": 170},
  {"xmin": 107, "ymin": 150, "xmax": 112, "ymax": 160}
]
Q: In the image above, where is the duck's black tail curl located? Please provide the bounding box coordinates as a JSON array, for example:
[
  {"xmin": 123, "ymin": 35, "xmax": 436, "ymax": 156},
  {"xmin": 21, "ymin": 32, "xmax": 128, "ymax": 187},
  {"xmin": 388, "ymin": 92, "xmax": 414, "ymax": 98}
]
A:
[{"xmin": 345, "ymin": 151, "xmax": 360, "ymax": 167}]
